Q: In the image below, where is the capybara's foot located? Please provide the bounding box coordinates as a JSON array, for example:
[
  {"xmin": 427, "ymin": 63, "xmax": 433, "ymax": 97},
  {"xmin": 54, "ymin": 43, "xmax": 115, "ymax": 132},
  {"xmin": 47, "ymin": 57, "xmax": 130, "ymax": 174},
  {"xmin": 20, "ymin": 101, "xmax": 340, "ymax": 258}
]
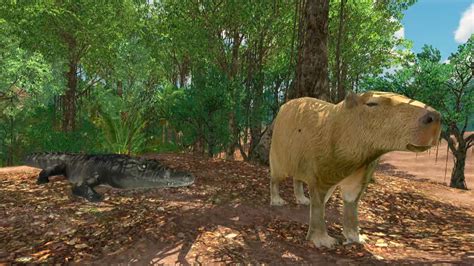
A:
[
  {"xmin": 343, "ymin": 233, "xmax": 368, "ymax": 244},
  {"xmin": 270, "ymin": 196, "xmax": 288, "ymax": 206},
  {"xmin": 308, "ymin": 234, "xmax": 338, "ymax": 248},
  {"xmin": 295, "ymin": 196, "xmax": 310, "ymax": 205}
]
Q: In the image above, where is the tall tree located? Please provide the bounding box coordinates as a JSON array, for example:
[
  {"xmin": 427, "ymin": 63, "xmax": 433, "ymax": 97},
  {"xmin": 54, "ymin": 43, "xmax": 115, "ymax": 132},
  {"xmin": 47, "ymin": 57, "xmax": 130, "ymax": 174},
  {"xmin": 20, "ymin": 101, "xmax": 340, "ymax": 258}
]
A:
[
  {"xmin": 328, "ymin": 0, "xmax": 413, "ymax": 99},
  {"xmin": 363, "ymin": 40, "xmax": 473, "ymax": 189},
  {"xmin": 441, "ymin": 39, "xmax": 473, "ymax": 189},
  {"xmin": 1, "ymin": 1, "xmax": 137, "ymax": 131},
  {"xmin": 252, "ymin": 0, "xmax": 331, "ymax": 164},
  {"xmin": 155, "ymin": 0, "xmax": 296, "ymax": 159},
  {"xmin": 241, "ymin": 1, "xmax": 296, "ymax": 160},
  {"xmin": 0, "ymin": 19, "xmax": 55, "ymax": 165},
  {"xmin": 333, "ymin": 0, "xmax": 347, "ymax": 102},
  {"xmin": 288, "ymin": 0, "xmax": 330, "ymax": 100}
]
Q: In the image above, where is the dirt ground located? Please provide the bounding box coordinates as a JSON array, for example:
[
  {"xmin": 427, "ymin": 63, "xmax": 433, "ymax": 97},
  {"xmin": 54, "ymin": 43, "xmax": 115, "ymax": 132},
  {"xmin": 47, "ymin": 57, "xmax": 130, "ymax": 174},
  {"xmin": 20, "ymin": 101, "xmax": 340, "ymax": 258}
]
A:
[
  {"xmin": 381, "ymin": 138, "xmax": 474, "ymax": 187},
  {"xmin": 1, "ymin": 153, "xmax": 473, "ymax": 264}
]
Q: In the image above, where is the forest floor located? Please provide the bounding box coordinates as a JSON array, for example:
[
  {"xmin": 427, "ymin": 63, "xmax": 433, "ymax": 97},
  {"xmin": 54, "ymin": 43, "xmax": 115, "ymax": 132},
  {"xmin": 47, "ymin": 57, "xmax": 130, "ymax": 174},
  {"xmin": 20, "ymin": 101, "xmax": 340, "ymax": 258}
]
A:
[
  {"xmin": 1, "ymin": 153, "xmax": 473, "ymax": 265},
  {"xmin": 381, "ymin": 136, "xmax": 474, "ymax": 186}
]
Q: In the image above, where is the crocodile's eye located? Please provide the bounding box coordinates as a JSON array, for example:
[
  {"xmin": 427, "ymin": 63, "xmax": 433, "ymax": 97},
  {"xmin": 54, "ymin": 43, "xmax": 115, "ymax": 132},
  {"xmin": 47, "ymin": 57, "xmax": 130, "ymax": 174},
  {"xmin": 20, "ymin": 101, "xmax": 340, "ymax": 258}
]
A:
[{"xmin": 138, "ymin": 164, "xmax": 147, "ymax": 171}]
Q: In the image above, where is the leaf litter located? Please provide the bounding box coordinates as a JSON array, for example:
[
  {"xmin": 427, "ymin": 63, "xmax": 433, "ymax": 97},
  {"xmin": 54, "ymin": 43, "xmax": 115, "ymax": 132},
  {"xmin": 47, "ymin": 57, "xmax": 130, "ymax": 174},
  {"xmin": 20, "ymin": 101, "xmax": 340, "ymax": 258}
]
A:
[{"xmin": 0, "ymin": 153, "xmax": 473, "ymax": 264}]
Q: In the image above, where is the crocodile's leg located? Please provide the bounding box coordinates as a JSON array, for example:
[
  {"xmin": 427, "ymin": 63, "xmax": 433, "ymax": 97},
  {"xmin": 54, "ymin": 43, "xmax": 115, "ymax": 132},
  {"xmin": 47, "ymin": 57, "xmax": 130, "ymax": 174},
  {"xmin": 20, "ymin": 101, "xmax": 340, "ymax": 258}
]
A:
[
  {"xmin": 37, "ymin": 164, "xmax": 66, "ymax": 184},
  {"xmin": 71, "ymin": 183, "xmax": 103, "ymax": 202}
]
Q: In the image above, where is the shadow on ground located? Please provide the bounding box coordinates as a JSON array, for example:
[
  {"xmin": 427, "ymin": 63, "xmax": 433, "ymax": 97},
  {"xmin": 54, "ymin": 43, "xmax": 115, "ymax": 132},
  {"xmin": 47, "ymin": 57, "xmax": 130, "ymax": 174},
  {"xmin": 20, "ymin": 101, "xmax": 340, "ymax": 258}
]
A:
[
  {"xmin": 0, "ymin": 153, "xmax": 473, "ymax": 264},
  {"xmin": 377, "ymin": 162, "xmax": 448, "ymax": 186}
]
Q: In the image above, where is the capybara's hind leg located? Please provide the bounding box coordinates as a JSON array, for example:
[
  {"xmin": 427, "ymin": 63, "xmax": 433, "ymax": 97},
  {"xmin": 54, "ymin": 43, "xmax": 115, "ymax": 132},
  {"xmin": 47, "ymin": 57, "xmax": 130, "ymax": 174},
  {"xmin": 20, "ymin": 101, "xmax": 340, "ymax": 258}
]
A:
[
  {"xmin": 293, "ymin": 178, "xmax": 310, "ymax": 205},
  {"xmin": 270, "ymin": 176, "xmax": 287, "ymax": 206}
]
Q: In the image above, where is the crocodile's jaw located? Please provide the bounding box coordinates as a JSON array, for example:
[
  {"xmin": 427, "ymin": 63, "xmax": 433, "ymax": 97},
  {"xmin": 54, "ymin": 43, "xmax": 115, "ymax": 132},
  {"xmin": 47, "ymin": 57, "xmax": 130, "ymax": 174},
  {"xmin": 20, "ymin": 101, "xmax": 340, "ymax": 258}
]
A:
[{"xmin": 111, "ymin": 171, "xmax": 195, "ymax": 189}]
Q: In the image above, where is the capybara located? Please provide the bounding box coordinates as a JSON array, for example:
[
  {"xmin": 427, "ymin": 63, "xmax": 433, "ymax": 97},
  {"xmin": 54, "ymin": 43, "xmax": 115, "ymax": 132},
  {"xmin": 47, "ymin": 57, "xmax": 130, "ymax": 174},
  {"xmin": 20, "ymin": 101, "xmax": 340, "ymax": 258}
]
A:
[{"xmin": 270, "ymin": 91, "xmax": 441, "ymax": 248}]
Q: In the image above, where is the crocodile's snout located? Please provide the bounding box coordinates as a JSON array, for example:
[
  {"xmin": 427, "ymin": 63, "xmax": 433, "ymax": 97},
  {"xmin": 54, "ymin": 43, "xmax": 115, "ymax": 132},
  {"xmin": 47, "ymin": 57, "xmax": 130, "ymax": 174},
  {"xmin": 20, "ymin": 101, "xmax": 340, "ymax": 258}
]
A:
[{"xmin": 169, "ymin": 171, "xmax": 195, "ymax": 186}]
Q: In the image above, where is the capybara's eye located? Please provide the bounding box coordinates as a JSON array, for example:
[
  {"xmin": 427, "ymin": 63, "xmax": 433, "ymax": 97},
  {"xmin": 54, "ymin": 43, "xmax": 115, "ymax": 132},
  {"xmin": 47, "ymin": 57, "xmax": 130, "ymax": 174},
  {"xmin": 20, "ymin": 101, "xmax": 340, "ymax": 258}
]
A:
[{"xmin": 366, "ymin": 102, "xmax": 378, "ymax": 107}]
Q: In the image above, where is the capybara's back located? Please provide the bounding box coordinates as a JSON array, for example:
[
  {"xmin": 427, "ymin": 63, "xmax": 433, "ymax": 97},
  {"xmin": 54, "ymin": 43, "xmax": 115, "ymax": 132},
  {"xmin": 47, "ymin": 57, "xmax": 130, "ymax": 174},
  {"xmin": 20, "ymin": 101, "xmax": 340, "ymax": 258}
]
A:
[{"xmin": 270, "ymin": 97, "xmax": 336, "ymax": 185}]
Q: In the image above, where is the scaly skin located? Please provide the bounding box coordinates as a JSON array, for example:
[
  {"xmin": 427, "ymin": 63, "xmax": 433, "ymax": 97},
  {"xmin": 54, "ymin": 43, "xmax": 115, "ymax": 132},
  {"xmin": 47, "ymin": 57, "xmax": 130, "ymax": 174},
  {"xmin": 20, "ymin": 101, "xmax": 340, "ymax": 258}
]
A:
[{"xmin": 24, "ymin": 153, "xmax": 194, "ymax": 202}]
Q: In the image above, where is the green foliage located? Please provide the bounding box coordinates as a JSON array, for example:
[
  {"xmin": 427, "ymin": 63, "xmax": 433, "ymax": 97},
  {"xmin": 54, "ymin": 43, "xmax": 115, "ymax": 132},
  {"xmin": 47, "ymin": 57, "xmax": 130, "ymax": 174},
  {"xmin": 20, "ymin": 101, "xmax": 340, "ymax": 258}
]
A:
[
  {"xmin": 84, "ymin": 83, "xmax": 164, "ymax": 155},
  {"xmin": 416, "ymin": 44, "xmax": 442, "ymax": 63},
  {"xmin": 444, "ymin": 37, "xmax": 474, "ymax": 129},
  {"xmin": 0, "ymin": 19, "xmax": 58, "ymax": 105},
  {"xmin": 22, "ymin": 106, "xmax": 103, "ymax": 153},
  {"xmin": 328, "ymin": 0, "xmax": 414, "ymax": 93},
  {"xmin": 1, "ymin": 0, "xmax": 456, "ymax": 165},
  {"xmin": 0, "ymin": 19, "xmax": 59, "ymax": 165},
  {"xmin": 362, "ymin": 40, "xmax": 473, "ymax": 131},
  {"xmin": 171, "ymin": 67, "xmax": 235, "ymax": 156},
  {"xmin": 359, "ymin": 38, "xmax": 472, "ymax": 188},
  {"xmin": 92, "ymin": 95, "xmax": 148, "ymax": 155},
  {"xmin": 94, "ymin": 110, "xmax": 147, "ymax": 155}
]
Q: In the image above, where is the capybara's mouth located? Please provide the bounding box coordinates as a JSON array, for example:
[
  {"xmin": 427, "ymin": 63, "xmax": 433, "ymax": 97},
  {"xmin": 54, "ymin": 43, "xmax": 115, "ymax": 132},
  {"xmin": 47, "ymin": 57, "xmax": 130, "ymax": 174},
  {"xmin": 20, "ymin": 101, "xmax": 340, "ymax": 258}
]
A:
[{"xmin": 406, "ymin": 143, "xmax": 432, "ymax": 152}]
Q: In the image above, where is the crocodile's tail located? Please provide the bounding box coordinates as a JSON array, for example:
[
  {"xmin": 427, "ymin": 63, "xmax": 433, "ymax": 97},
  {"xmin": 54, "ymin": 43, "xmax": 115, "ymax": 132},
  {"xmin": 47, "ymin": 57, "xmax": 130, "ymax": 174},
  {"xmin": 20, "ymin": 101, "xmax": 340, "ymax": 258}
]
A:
[{"xmin": 24, "ymin": 153, "xmax": 76, "ymax": 169}]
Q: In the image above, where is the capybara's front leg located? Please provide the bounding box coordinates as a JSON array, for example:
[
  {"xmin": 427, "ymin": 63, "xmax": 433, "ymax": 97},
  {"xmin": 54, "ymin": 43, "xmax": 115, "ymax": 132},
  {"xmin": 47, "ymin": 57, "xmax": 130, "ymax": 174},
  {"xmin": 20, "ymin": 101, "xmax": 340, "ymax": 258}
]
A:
[
  {"xmin": 340, "ymin": 163, "xmax": 375, "ymax": 244},
  {"xmin": 341, "ymin": 201, "xmax": 367, "ymax": 244},
  {"xmin": 306, "ymin": 185, "xmax": 337, "ymax": 248}
]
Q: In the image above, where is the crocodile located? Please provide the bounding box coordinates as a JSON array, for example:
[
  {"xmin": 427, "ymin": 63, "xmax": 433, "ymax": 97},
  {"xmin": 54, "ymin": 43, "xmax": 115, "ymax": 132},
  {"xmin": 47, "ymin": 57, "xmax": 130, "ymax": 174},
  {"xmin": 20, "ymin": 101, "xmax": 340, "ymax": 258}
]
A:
[{"xmin": 24, "ymin": 153, "xmax": 195, "ymax": 202}]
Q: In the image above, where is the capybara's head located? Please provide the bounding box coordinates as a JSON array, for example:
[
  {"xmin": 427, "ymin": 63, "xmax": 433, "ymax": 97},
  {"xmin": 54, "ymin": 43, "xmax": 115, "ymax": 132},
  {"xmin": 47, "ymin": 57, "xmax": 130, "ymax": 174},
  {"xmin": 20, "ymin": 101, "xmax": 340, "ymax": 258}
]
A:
[{"xmin": 339, "ymin": 91, "xmax": 441, "ymax": 153}]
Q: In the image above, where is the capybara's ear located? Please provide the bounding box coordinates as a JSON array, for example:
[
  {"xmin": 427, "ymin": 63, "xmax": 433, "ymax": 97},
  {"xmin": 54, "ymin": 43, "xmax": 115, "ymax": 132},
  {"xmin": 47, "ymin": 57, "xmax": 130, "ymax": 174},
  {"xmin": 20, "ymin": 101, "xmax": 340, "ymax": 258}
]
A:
[{"xmin": 344, "ymin": 91, "xmax": 360, "ymax": 108}]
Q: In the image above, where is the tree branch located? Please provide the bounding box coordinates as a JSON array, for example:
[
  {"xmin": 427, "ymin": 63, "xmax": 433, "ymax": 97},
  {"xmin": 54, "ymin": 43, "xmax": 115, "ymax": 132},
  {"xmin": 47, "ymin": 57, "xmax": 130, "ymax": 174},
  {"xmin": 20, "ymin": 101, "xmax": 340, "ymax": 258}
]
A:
[
  {"xmin": 236, "ymin": 140, "xmax": 248, "ymax": 161},
  {"xmin": 441, "ymin": 130, "xmax": 457, "ymax": 153},
  {"xmin": 77, "ymin": 76, "xmax": 101, "ymax": 98},
  {"xmin": 465, "ymin": 133, "xmax": 474, "ymax": 148},
  {"xmin": 461, "ymin": 115, "xmax": 469, "ymax": 135}
]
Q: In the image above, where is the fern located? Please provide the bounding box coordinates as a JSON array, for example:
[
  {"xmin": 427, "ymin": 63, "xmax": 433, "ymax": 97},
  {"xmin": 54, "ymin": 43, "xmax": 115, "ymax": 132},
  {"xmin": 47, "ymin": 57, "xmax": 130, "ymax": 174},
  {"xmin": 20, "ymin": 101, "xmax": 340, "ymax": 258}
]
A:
[{"xmin": 95, "ymin": 107, "xmax": 147, "ymax": 155}]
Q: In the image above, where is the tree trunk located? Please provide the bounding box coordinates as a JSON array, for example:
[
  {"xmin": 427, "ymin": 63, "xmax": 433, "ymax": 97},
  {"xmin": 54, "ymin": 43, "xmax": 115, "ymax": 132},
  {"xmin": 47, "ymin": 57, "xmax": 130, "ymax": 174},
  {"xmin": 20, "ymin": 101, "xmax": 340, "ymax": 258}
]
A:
[
  {"xmin": 178, "ymin": 56, "xmax": 190, "ymax": 88},
  {"xmin": 193, "ymin": 134, "xmax": 205, "ymax": 155},
  {"xmin": 443, "ymin": 128, "xmax": 469, "ymax": 190},
  {"xmin": 249, "ymin": 94, "xmax": 263, "ymax": 158},
  {"xmin": 289, "ymin": 0, "xmax": 330, "ymax": 100},
  {"xmin": 62, "ymin": 62, "xmax": 77, "ymax": 132},
  {"xmin": 251, "ymin": 0, "xmax": 330, "ymax": 165},
  {"xmin": 7, "ymin": 103, "xmax": 14, "ymax": 166},
  {"xmin": 450, "ymin": 146, "xmax": 468, "ymax": 189},
  {"xmin": 335, "ymin": 0, "xmax": 346, "ymax": 103},
  {"xmin": 117, "ymin": 80, "xmax": 123, "ymax": 97},
  {"xmin": 61, "ymin": 31, "xmax": 79, "ymax": 132},
  {"xmin": 338, "ymin": 61, "xmax": 348, "ymax": 102},
  {"xmin": 225, "ymin": 112, "xmax": 237, "ymax": 159},
  {"xmin": 225, "ymin": 31, "xmax": 242, "ymax": 160},
  {"xmin": 250, "ymin": 121, "xmax": 274, "ymax": 165},
  {"xmin": 248, "ymin": 36, "xmax": 266, "ymax": 159},
  {"xmin": 208, "ymin": 115, "xmax": 216, "ymax": 157}
]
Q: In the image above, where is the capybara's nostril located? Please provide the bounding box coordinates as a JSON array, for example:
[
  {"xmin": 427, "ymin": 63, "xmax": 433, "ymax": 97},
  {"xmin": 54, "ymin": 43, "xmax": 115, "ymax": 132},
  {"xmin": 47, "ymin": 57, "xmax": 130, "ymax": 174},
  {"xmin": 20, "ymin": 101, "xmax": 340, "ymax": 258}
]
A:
[{"xmin": 421, "ymin": 111, "xmax": 440, "ymax": 125}]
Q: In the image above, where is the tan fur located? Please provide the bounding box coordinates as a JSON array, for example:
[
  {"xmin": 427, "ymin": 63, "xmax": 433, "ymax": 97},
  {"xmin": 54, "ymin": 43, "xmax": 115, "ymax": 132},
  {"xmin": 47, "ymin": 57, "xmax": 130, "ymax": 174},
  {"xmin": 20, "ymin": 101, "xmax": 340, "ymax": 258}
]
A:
[{"xmin": 269, "ymin": 91, "xmax": 441, "ymax": 248}]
